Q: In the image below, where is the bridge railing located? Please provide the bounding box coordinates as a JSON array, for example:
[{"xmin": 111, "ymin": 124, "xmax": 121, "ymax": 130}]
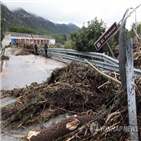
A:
[
  {"xmin": 0, "ymin": 46, "xmax": 6, "ymax": 55},
  {"xmin": 38, "ymin": 48, "xmax": 141, "ymax": 76}
]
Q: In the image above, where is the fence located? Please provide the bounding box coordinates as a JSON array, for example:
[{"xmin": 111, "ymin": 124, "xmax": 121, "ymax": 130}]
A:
[{"xmin": 38, "ymin": 48, "xmax": 141, "ymax": 76}]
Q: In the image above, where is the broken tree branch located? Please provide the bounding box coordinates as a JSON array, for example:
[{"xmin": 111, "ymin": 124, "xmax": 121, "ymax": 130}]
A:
[
  {"xmin": 59, "ymin": 56, "xmax": 68, "ymax": 64},
  {"xmin": 98, "ymin": 81, "xmax": 110, "ymax": 89},
  {"xmin": 85, "ymin": 59, "xmax": 121, "ymax": 85},
  {"xmin": 105, "ymin": 111, "xmax": 121, "ymax": 124}
]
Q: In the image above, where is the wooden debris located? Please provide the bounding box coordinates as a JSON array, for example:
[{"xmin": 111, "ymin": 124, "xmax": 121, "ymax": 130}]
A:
[
  {"xmin": 98, "ymin": 81, "xmax": 110, "ymax": 89},
  {"xmin": 1, "ymin": 61, "xmax": 141, "ymax": 140},
  {"xmin": 85, "ymin": 59, "xmax": 121, "ymax": 85},
  {"xmin": 27, "ymin": 115, "xmax": 94, "ymax": 141},
  {"xmin": 105, "ymin": 111, "xmax": 121, "ymax": 124}
]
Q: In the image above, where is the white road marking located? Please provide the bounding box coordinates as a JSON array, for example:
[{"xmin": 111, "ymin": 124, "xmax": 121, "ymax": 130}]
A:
[
  {"xmin": 4, "ymin": 48, "xmax": 7, "ymax": 55},
  {"xmin": 3, "ymin": 61, "xmax": 6, "ymax": 69},
  {"xmin": 37, "ymin": 65, "xmax": 47, "ymax": 73},
  {"xmin": 0, "ymin": 73, "xmax": 2, "ymax": 90}
]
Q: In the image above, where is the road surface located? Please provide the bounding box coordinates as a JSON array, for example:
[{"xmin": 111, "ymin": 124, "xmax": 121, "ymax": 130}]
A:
[
  {"xmin": 0, "ymin": 29, "xmax": 67, "ymax": 141},
  {"xmin": 1, "ymin": 48, "xmax": 66, "ymax": 90}
]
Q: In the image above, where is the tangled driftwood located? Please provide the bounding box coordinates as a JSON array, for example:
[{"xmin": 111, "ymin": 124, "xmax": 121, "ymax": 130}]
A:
[{"xmin": 1, "ymin": 61, "xmax": 141, "ymax": 140}]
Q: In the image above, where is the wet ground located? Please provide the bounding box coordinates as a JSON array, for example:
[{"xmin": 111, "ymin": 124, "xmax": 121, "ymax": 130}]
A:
[
  {"xmin": 1, "ymin": 114, "xmax": 68, "ymax": 141},
  {"xmin": 0, "ymin": 48, "xmax": 66, "ymax": 141},
  {"xmin": 1, "ymin": 48, "xmax": 66, "ymax": 90}
]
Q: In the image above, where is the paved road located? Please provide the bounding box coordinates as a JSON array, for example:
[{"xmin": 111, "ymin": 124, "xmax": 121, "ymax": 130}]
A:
[
  {"xmin": 1, "ymin": 48, "xmax": 66, "ymax": 90},
  {"xmin": 0, "ymin": 31, "xmax": 67, "ymax": 141}
]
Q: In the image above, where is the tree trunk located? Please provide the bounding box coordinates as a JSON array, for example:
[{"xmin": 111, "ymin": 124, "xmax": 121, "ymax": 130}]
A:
[{"xmin": 27, "ymin": 115, "xmax": 94, "ymax": 141}]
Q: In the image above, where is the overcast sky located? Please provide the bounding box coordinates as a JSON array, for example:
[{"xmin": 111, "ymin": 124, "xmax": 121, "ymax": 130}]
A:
[{"xmin": 1, "ymin": 0, "xmax": 141, "ymax": 30}]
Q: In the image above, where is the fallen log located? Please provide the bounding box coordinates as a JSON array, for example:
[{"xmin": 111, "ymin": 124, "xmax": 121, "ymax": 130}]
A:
[{"xmin": 27, "ymin": 115, "xmax": 94, "ymax": 141}]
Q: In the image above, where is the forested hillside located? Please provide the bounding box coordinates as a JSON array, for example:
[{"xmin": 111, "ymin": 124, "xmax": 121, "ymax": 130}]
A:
[{"xmin": 1, "ymin": 4, "xmax": 80, "ymax": 37}]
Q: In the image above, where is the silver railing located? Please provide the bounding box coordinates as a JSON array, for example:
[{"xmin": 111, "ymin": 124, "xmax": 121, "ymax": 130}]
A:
[
  {"xmin": 0, "ymin": 46, "xmax": 6, "ymax": 55},
  {"xmin": 38, "ymin": 48, "xmax": 141, "ymax": 76}
]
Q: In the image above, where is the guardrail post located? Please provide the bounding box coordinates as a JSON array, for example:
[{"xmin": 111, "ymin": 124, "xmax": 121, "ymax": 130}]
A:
[
  {"xmin": 119, "ymin": 8, "xmax": 130, "ymax": 88},
  {"xmin": 119, "ymin": 8, "xmax": 139, "ymax": 141},
  {"xmin": 126, "ymin": 38, "xmax": 138, "ymax": 141},
  {"xmin": 106, "ymin": 42, "xmax": 116, "ymax": 59}
]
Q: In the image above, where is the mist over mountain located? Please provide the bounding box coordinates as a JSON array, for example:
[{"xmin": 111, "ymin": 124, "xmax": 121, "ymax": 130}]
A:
[{"xmin": 1, "ymin": 3, "xmax": 80, "ymax": 36}]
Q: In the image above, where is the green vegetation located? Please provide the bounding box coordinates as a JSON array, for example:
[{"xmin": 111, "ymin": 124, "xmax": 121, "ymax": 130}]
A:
[
  {"xmin": 64, "ymin": 40, "xmax": 73, "ymax": 49},
  {"xmin": 8, "ymin": 25, "xmax": 37, "ymax": 34},
  {"xmin": 1, "ymin": 4, "xmax": 25, "ymax": 31},
  {"xmin": 2, "ymin": 3, "xmax": 141, "ymax": 54},
  {"xmin": 53, "ymin": 34, "xmax": 67, "ymax": 44},
  {"xmin": 1, "ymin": 4, "xmax": 79, "ymax": 40},
  {"xmin": 70, "ymin": 17, "xmax": 106, "ymax": 52},
  {"xmin": 127, "ymin": 22, "xmax": 141, "ymax": 38},
  {"xmin": 62, "ymin": 17, "xmax": 120, "ymax": 54},
  {"xmin": 137, "ymin": 22, "xmax": 141, "ymax": 35},
  {"xmin": 0, "ymin": 4, "xmax": 4, "ymax": 48}
]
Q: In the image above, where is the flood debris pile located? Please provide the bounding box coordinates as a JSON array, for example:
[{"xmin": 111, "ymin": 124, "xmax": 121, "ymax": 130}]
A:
[
  {"xmin": 1, "ymin": 54, "xmax": 9, "ymax": 60},
  {"xmin": 10, "ymin": 41, "xmax": 35, "ymax": 56},
  {"xmin": 134, "ymin": 51, "xmax": 141, "ymax": 70},
  {"xmin": 1, "ymin": 61, "xmax": 141, "ymax": 141},
  {"xmin": 132, "ymin": 43, "xmax": 141, "ymax": 70},
  {"xmin": 22, "ymin": 42, "xmax": 35, "ymax": 53},
  {"xmin": 114, "ymin": 44, "xmax": 141, "ymax": 70}
]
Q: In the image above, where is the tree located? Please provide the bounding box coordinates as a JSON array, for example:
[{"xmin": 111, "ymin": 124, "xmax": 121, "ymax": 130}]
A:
[
  {"xmin": 53, "ymin": 34, "xmax": 67, "ymax": 45},
  {"xmin": 0, "ymin": 3, "xmax": 4, "ymax": 46},
  {"xmin": 70, "ymin": 17, "xmax": 106, "ymax": 52},
  {"xmin": 64, "ymin": 40, "xmax": 72, "ymax": 49},
  {"xmin": 127, "ymin": 22, "xmax": 141, "ymax": 38},
  {"xmin": 62, "ymin": 34, "xmax": 67, "ymax": 41},
  {"xmin": 137, "ymin": 22, "xmax": 141, "ymax": 35},
  {"xmin": 127, "ymin": 23, "xmax": 136, "ymax": 38},
  {"xmin": 8, "ymin": 25, "xmax": 37, "ymax": 34}
]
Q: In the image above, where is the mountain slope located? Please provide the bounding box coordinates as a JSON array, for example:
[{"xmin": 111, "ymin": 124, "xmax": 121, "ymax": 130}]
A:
[
  {"xmin": 1, "ymin": 4, "xmax": 80, "ymax": 36},
  {"xmin": 12, "ymin": 8, "xmax": 60, "ymax": 34},
  {"xmin": 67, "ymin": 23, "xmax": 80, "ymax": 31},
  {"xmin": 1, "ymin": 5, "xmax": 28, "ymax": 30}
]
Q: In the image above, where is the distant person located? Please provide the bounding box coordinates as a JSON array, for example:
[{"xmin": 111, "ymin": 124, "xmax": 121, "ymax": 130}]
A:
[
  {"xmin": 34, "ymin": 43, "xmax": 38, "ymax": 55},
  {"xmin": 44, "ymin": 43, "xmax": 48, "ymax": 58}
]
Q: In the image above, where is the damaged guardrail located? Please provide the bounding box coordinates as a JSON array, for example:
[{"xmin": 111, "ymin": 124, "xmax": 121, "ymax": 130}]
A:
[
  {"xmin": 38, "ymin": 48, "xmax": 141, "ymax": 76},
  {"xmin": 0, "ymin": 46, "xmax": 6, "ymax": 55}
]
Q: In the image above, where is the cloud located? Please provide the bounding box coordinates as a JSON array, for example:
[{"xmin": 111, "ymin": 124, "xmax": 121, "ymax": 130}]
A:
[{"xmin": 2, "ymin": 0, "xmax": 141, "ymax": 29}]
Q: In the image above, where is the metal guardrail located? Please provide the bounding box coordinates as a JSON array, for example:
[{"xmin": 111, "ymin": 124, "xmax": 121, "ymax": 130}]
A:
[
  {"xmin": 38, "ymin": 48, "xmax": 141, "ymax": 76},
  {"xmin": 0, "ymin": 46, "xmax": 6, "ymax": 55}
]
